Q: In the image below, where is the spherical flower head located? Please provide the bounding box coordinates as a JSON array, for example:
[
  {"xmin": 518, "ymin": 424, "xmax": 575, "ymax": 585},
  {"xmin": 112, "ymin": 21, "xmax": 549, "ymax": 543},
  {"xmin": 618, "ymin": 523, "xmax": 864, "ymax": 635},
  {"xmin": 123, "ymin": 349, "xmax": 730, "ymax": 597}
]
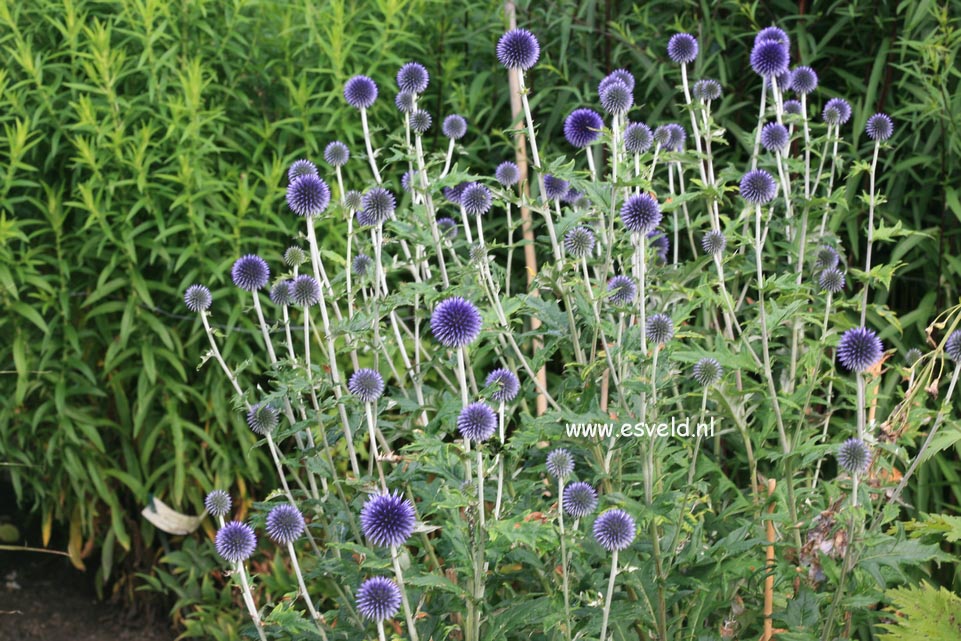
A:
[
  {"xmin": 204, "ymin": 490, "xmax": 231, "ymax": 518},
  {"xmin": 231, "ymin": 255, "xmax": 270, "ymax": 291},
  {"xmin": 693, "ymin": 357, "xmax": 723, "ymax": 387},
  {"xmin": 739, "ymin": 169, "xmax": 777, "ymax": 205},
  {"xmin": 344, "ymin": 75, "xmax": 378, "ymax": 109},
  {"xmin": 401, "ymin": 169, "xmax": 417, "ymax": 193},
  {"xmin": 563, "ymin": 108, "xmax": 604, "ymax": 148},
  {"xmin": 663, "ymin": 123, "xmax": 686, "ymax": 151},
  {"xmin": 624, "ymin": 122, "xmax": 653, "ymax": 154},
  {"xmin": 607, "ymin": 275, "xmax": 637, "ymax": 305},
  {"xmin": 215, "ymin": 521, "xmax": 256, "ymax": 563},
  {"xmin": 287, "ymin": 174, "xmax": 331, "ymax": 217},
  {"xmin": 837, "ymin": 437, "xmax": 872, "ymax": 476},
  {"xmin": 563, "ymin": 482, "xmax": 598, "ymax": 518},
  {"xmin": 485, "ymin": 368, "xmax": 520, "ymax": 402},
  {"xmin": 543, "ymin": 174, "xmax": 570, "ymax": 201},
  {"xmin": 266, "ymin": 504, "xmax": 305, "ymax": 545},
  {"xmin": 247, "ymin": 402, "xmax": 279, "ymax": 436},
  {"xmin": 783, "ymin": 99, "xmax": 802, "ymax": 116},
  {"xmin": 701, "ymin": 229, "xmax": 727, "ymax": 255},
  {"xmin": 349, "ymin": 368, "xmax": 385, "ymax": 403},
  {"xmin": 283, "ymin": 246, "xmax": 307, "ymax": 267},
  {"xmin": 866, "ymin": 113, "xmax": 894, "ymax": 142},
  {"xmin": 184, "ymin": 284, "xmax": 212, "ymax": 312},
  {"xmin": 290, "ymin": 274, "xmax": 321, "ymax": 307},
  {"xmin": 409, "ymin": 109, "xmax": 432, "ymax": 134},
  {"xmin": 460, "ymin": 183, "xmax": 492, "ymax": 216},
  {"xmin": 395, "ymin": 90, "xmax": 417, "ymax": 113},
  {"xmin": 755, "ymin": 26, "xmax": 790, "ymax": 48},
  {"xmin": 322, "ymin": 141, "xmax": 350, "ymax": 168},
  {"xmin": 352, "ymin": 253, "xmax": 373, "ymax": 277},
  {"xmin": 564, "ymin": 226, "xmax": 596, "ymax": 258},
  {"xmin": 288, "ymin": 159, "xmax": 318, "ymax": 182},
  {"xmin": 946, "ymin": 331, "xmax": 961, "ymax": 362},
  {"xmin": 563, "ymin": 189, "xmax": 588, "ymax": 208},
  {"xmin": 818, "ymin": 268, "xmax": 845, "ymax": 294},
  {"xmin": 815, "ymin": 245, "xmax": 840, "ymax": 270},
  {"xmin": 653, "ymin": 125, "xmax": 672, "ymax": 148},
  {"xmin": 760, "ymin": 122, "xmax": 789, "ymax": 152},
  {"xmin": 356, "ymin": 576, "xmax": 402, "ymax": 622},
  {"xmin": 457, "ymin": 402, "xmax": 497, "ymax": 442},
  {"xmin": 837, "ymin": 326, "xmax": 883, "ymax": 372},
  {"xmin": 443, "ymin": 182, "xmax": 469, "ymax": 205},
  {"xmin": 905, "ymin": 347, "xmax": 923, "ymax": 366},
  {"xmin": 437, "ymin": 217, "xmax": 458, "ymax": 239},
  {"xmin": 442, "ymin": 114, "xmax": 468, "ymax": 140},
  {"xmin": 396, "ymin": 61, "xmax": 429, "ymax": 93},
  {"xmin": 648, "ymin": 230, "xmax": 669, "ymax": 264},
  {"xmin": 600, "ymin": 79, "xmax": 632, "ymax": 115},
  {"xmin": 269, "ymin": 280, "xmax": 292, "ymax": 306},
  {"xmin": 667, "ymin": 33, "xmax": 698, "ymax": 64},
  {"xmin": 789, "ymin": 66, "xmax": 818, "ymax": 94},
  {"xmin": 750, "ymin": 40, "xmax": 789, "ymax": 78},
  {"xmin": 496, "ymin": 28, "xmax": 540, "ymax": 70},
  {"xmin": 823, "ymin": 98, "xmax": 852, "ymax": 126},
  {"xmin": 600, "ymin": 69, "xmax": 636, "ymax": 94},
  {"xmin": 360, "ymin": 187, "xmax": 396, "ymax": 226},
  {"xmin": 495, "ymin": 161, "xmax": 520, "ymax": 187},
  {"xmin": 344, "ymin": 190, "xmax": 363, "ymax": 211},
  {"xmin": 431, "ymin": 297, "xmax": 482, "ymax": 348},
  {"xmin": 620, "ymin": 193, "xmax": 662, "ymax": 234},
  {"xmin": 545, "ymin": 448, "xmax": 574, "ymax": 480},
  {"xmin": 360, "ymin": 491, "xmax": 415, "ymax": 547},
  {"xmin": 692, "ymin": 78, "xmax": 722, "ymax": 102},
  {"xmin": 593, "ymin": 509, "xmax": 636, "ymax": 552},
  {"xmin": 646, "ymin": 313, "xmax": 674, "ymax": 344}
]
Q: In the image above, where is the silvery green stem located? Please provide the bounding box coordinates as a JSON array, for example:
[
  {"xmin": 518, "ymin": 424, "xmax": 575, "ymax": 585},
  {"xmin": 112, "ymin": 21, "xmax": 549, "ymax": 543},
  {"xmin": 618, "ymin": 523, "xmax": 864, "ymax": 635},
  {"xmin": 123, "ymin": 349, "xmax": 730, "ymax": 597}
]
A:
[
  {"xmin": 440, "ymin": 136, "xmax": 456, "ymax": 179},
  {"xmin": 200, "ymin": 313, "xmax": 246, "ymax": 402},
  {"xmin": 302, "ymin": 305, "xmax": 312, "ymax": 373},
  {"xmin": 281, "ymin": 304, "xmax": 296, "ymax": 362},
  {"xmin": 750, "ymin": 81, "xmax": 768, "ymax": 170},
  {"xmin": 236, "ymin": 561, "xmax": 268, "ymax": 641},
  {"xmin": 599, "ymin": 549, "xmax": 619, "ymax": 641},
  {"xmin": 647, "ymin": 144, "xmax": 661, "ymax": 183},
  {"xmin": 505, "ymin": 201, "xmax": 515, "ymax": 297},
  {"xmin": 414, "ymin": 132, "xmax": 450, "ymax": 288},
  {"xmin": 377, "ymin": 621, "xmax": 387, "ymax": 641},
  {"xmin": 651, "ymin": 344, "xmax": 660, "ymax": 408},
  {"xmin": 456, "ymin": 347, "xmax": 473, "ymax": 483},
  {"xmin": 250, "ymin": 291, "xmax": 277, "ymax": 364},
  {"xmin": 856, "ymin": 372, "xmax": 866, "ymax": 442},
  {"xmin": 477, "ymin": 447, "xmax": 486, "ymax": 528},
  {"xmin": 700, "ymin": 103, "xmax": 721, "ymax": 228},
  {"xmin": 494, "ymin": 400, "xmax": 506, "ymax": 520},
  {"xmin": 676, "ymin": 162, "xmax": 697, "ymax": 261},
  {"xmin": 360, "ymin": 107, "xmax": 382, "ymax": 184},
  {"xmin": 391, "ymin": 545, "xmax": 420, "ymax": 641},
  {"xmin": 365, "ymin": 401, "xmax": 387, "ymax": 491},
  {"xmin": 610, "ymin": 114, "xmax": 621, "ymax": 185},
  {"xmin": 558, "ymin": 476, "xmax": 572, "ymax": 641},
  {"xmin": 286, "ymin": 541, "xmax": 329, "ymax": 641},
  {"xmin": 813, "ymin": 123, "xmax": 834, "ymax": 202},
  {"xmin": 585, "ymin": 145, "xmax": 597, "ymax": 181},
  {"xmin": 860, "ymin": 140, "xmax": 881, "ymax": 326},
  {"xmin": 668, "ymin": 161, "xmax": 679, "ymax": 265},
  {"xmin": 680, "ymin": 61, "xmax": 709, "ymax": 188},
  {"xmin": 802, "ymin": 94, "xmax": 812, "ymax": 199},
  {"xmin": 459, "ymin": 205, "xmax": 475, "ymax": 244},
  {"xmin": 773, "ymin": 149, "xmax": 795, "ymax": 246},
  {"xmin": 639, "ymin": 235, "xmax": 648, "ymax": 356}
]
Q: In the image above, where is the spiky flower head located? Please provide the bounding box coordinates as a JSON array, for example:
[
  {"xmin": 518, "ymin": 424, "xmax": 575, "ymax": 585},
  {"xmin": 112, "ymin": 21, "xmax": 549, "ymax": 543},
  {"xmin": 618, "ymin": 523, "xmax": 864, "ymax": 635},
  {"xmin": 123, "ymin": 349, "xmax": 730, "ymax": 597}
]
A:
[
  {"xmin": 564, "ymin": 226, "xmax": 596, "ymax": 258},
  {"xmin": 360, "ymin": 491, "xmax": 416, "ymax": 547},
  {"xmin": 593, "ymin": 509, "xmax": 636, "ymax": 552},
  {"xmin": 946, "ymin": 331, "xmax": 961, "ymax": 362},
  {"xmin": 246, "ymin": 402, "xmax": 279, "ymax": 436},
  {"xmin": 563, "ymin": 189, "xmax": 590, "ymax": 209},
  {"xmin": 755, "ymin": 26, "xmax": 789, "ymax": 48},
  {"xmin": 648, "ymin": 229, "xmax": 669, "ymax": 264},
  {"xmin": 287, "ymin": 174, "xmax": 331, "ymax": 217},
  {"xmin": 837, "ymin": 438, "xmax": 872, "ymax": 475},
  {"xmin": 485, "ymin": 368, "xmax": 520, "ymax": 402},
  {"xmin": 546, "ymin": 448, "xmax": 574, "ymax": 480},
  {"xmin": 693, "ymin": 357, "xmax": 723, "ymax": 387},
  {"xmin": 290, "ymin": 274, "xmax": 321, "ymax": 307},
  {"xmin": 600, "ymin": 79, "xmax": 632, "ymax": 115},
  {"xmin": 349, "ymin": 368, "xmax": 385, "ymax": 403},
  {"xmin": 431, "ymin": 297, "xmax": 482, "ymax": 348},
  {"xmin": 646, "ymin": 313, "xmax": 675, "ymax": 344},
  {"xmin": 345, "ymin": 190, "xmax": 363, "ymax": 211},
  {"xmin": 739, "ymin": 169, "xmax": 777, "ymax": 204},
  {"xmin": 269, "ymin": 280, "xmax": 292, "ymax": 306},
  {"xmin": 266, "ymin": 504, "xmax": 305, "ymax": 545},
  {"xmin": 600, "ymin": 69, "xmax": 636, "ymax": 94},
  {"xmin": 563, "ymin": 482, "xmax": 598, "ymax": 518},
  {"xmin": 283, "ymin": 246, "xmax": 306, "ymax": 267},
  {"xmin": 461, "ymin": 183, "xmax": 492, "ymax": 216},
  {"xmin": 783, "ymin": 99, "xmax": 802, "ymax": 115},
  {"xmin": 905, "ymin": 348, "xmax": 923, "ymax": 366},
  {"xmin": 204, "ymin": 490, "xmax": 231, "ymax": 518},
  {"xmin": 437, "ymin": 217, "xmax": 458, "ymax": 239},
  {"xmin": 815, "ymin": 245, "xmax": 840, "ymax": 269},
  {"xmin": 563, "ymin": 108, "xmax": 604, "ymax": 148},
  {"xmin": 496, "ymin": 28, "xmax": 540, "ymax": 70},
  {"xmin": 352, "ymin": 253, "xmax": 372, "ymax": 277},
  {"xmin": 343, "ymin": 75, "xmax": 378, "ymax": 109},
  {"xmin": 543, "ymin": 174, "xmax": 570, "ymax": 201},
  {"xmin": 818, "ymin": 268, "xmax": 845, "ymax": 294},
  {"xmin": 620, "ymin": 193, "xmax": 662, "ymax": 233},
  {"xmin": 396, "ymin": 61, "xmax": 429, "ymax": 93},
  {"xmin": 761, "ymin": 122, "xmax": 789, "ymax": 152},
  {"xmin": 356, "ymin": 577, "xmax": 402, "ymax": 621},
  {"xmin": 823, "ymin": 98, "xmax": 852, "ymax": 126},
  {"xmin": 624, "ymin": 122, "xmax": 654, "ymax": 154},
  {"xmin": 790, "ymin": 66, "xmax": 818, "ymax": 94},
  {"xmin": 288, "ymin": 159, "xmax": 318, "ymax": 182},
  {"xmin": 457, "ymin": 402, "xmax": 497, "ymax": 442},
  {"xmin": 442, "ymin": 114, "xmax": 468, "ymax": 140},
  {"xmin": 184, "ymin": 284, "xmax": 212, "ymax": 312},
  {"xmin": 215, "ymin": 521, "xmax": 256, "ymax": 563},
  {"xmin": 667, "ymin": 33, "xmax": 698, "ymax": 64},
  {"xmin": 701, "ymin": 229, "xmax": 727, "ymax": 255},
  {"xmin": 837, "ymin": 326, "xmax": 883, "ymax": 372},
  {"xmin": 401, "ymin": 169, "xmax": 418, "ymax": 193},
  {"xmin": 495, "ymin": 161, "xmax": 520, "ymax": 187},
  {"xmin": 607, "ymin": 275, "xmax": 637, "ymax": 305},
  {"xmin": 665, "ymin": 123, "xmax": 686, "ymax": 151},
  {"xmin": 323, "ymin": 141, "xmax": 350, "ymax": 168},
  {"xmin": 395, "ymin": 90, "xmax": 416, "ymax": 113},
  {"xmin": 359, "ymin": 187, "xmax": 396, "ymax": 226},
  {"xmin": 409, "ymin": 109, "xmax": 432, "ymax": 134},
  {"xmin": 231, "ymin": 255, "xmax": 270, "ymax": 291},
  {"xmin": 865, "ymin": 113, "xmax": 894, "ymax": 142},
  {"xmin": 692, "ymin": 78, "xmax": 722, "ymax": 102},
  {"xmin": 443, "ymin": 182, "xmax": 469, "ymax": 205},
  {"xmin": 750, "ymin": 40, "xmax": 789, "ymax": 78}
]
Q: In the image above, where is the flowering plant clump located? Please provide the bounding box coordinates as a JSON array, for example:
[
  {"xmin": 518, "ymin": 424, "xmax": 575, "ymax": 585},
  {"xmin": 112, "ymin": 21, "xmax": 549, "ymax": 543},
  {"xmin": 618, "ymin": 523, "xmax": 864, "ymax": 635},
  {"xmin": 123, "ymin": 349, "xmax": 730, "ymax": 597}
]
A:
[{"xmin": 178, "ymin": 18, "xmax": 961, "ymax": 641}]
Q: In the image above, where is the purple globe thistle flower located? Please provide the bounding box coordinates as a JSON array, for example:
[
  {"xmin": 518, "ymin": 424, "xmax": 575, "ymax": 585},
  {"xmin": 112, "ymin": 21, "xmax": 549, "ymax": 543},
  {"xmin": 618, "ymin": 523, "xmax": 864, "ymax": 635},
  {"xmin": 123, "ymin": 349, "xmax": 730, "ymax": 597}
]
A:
[
  {"xmin": 352, "ymin": 254, "xmax": 373, "ymax": 277},
  {"xmin": 646, "ymin": 313, "xmax": 674, "ymax": 344},
  {"xmin": 349, "ymin": 368, "xmax": 385, "ymax": 403},
  {"xmin": 663, "ymin": 123, "xmax": 686, "ymax": 151},
  {"xmin": 395, "ymin": 90, "xmax": 417, "ymax": 113},
  {"xmin": 563, "ymin": 108, "xmax": 604, "ymax": 148},
  {"xmin": 323, "ymin": 141, "xmax": 350, "ymax": 168},
  {"xmin": 783, "ymin": 99, "xmax": 802, "ymax": 115},
  {"xmin": 823, "ymin": 98, "xmax": 852, "ymax": 126},
  {"xmin": 360, "ymin": 491, "xmax": 416, "ymax": 547},
  {"xmin": 457, "ymin": 402, "xmax": 497, "ymax": 442},
  {"xmin": 215, "ymin": 521, "xmax": 256, "ymax": 563},
  {"xmin": 818, "ymin": 268, "xmax": 845, "ymax": 294},
  {"xmin": 905, "ymin": 348, "xmax": 923, "ymax": 366},
  {"xmin": 443, "ymin": 182, "xmax": 469, "ymax": 205},
  {"xmin": 269, "ymin": 280, "xmax": 293, "ymax": 306},
  {"xmin": 563, "ymin": 482, "xmax": 598, "ymax": 518},
  {"xmin": 667, "ymin": 33, "xmax": 698, "ymax": 64},
  {"xmin": 692, "ymin": 78, "xmax": 722, "ymax": 102},
  {"xmin": 495, "ymin": 161, "xmax": 520, "ymax": 187},
  {"xmin": 543, "ymin": 174, "xmax": 570, "ymax": 201},
  {"xmin": 288, "ymin": 159, "xmax": 318, "ymax": 182},
  {"xmin": 409, "ymin": 109, "xmax": 432, "ymax": 134},
  {"xmin": 344, "ymin": 190, "xmax": 363, "ymax": 211},
  {"xmin": 231, "ymin": 255, "xmax": 270, "ymax": 291},
  {"xmin": 607, "ymin": 275, "xmax": 637, "ymax": 305},
  {"xmin": 562, "ymin": 189, "xmax": 586, "ymax": 207},
  {"xmin": 283, "ymin": 246, "xmax": 306, "ymax": 267},
  {"xmin": 546, "ymin": 448, "xmax": 574, "ymax": 480},
  {"xmin": 396, "ymin": 61, "xmax": 429, "ymax": 93},
  {"xmin": 356, "ymin": 576, "xmax": 402, "ymax": 622},
  {"xmin": 693, "ymin": 357, "xmax": 723, "ymax": 387},
  {"xmin": 343, "ymin": 75, "xmax": 378, "ymax": 109},
  {"xmin": 701, "ymin": 229, "xmax": 727, "ymax": 255},
  {"xmin": 266, "ymin": 504, "xmax": 305, "ymax": 545},
  {"xmin": 837, "ymin": 437, "xmax": 871, "ymax": 475},
  {"xmin": 461, "ymin": 183, "xmax": 492, "ymax": 216},
  {"xmin": 946, "ymin": 331, "xmax": 961, "ymax": 362},
  {"xmin": 593, "ymin": 509, "xmax": 636, "ymax": 552},
  {"xmin": 600, "ymin": 69, "xmax": 636, "ymax": 94},
  {"xmin": 205, "ymin": 490, "xmax": 231, "ymax": 518},
  {"xmin": 290, "ymin": 274, "xmax": 321, "ymax": 307},
  {"xmin": 442, "ymin": 114, "xmax": 468, "ymax": 140},
  {"xmin": 624, "ymin": 122, "xmax": 654, "ymax": 154},
  {"xmin": 247, "ymin": 402, "xmax": 279, "ymax": 436},
  {"xmin": 401, "ymin": 169, "xmax": 418, "ymax": 193},
  {"xmin": 653, "ymin": 125, "xmax": 672, "ymax": 148},
  {"xmin": 815, "ymin": 245, "xmax": 840, "ymax": 270},
  {"xmin": 790, "ymin": 66, "xmax": 818, "ymax": 94},
  {"xmin": 620, "ymin": 193, "xmax": 662, "ymax": 233},
  {"xmin": 184, "ymin": 284, "xmax": 212, "ymax": 312},
  {"xmin": 865, "ymin": 113, "xmax": 894, "ymax": 142},
  {"xmin": 739, "ymin": 169, "xmax": 778, "ymax": 205},
  {"xmin": 755, "ymin": 26, "xmax": 790, "ymax": 48},
  {"xmin": 431, "ymin": 297, "xmax": 482, "ymax": 348},
  {"xmin": 496, "ymin": 28, "xmax": 540, "ymax": 70},
  {"xmin": 600, "ymin": 79, "xmax": 632, "ymax": 115},
  {"xmin": 485, "ymin": 368, "xmax": 520, "ymax": 402},
  {"xmin": 760, "ymin": 122, "xmax": 789, "ymax": 152},
  {"xmin": 564, "ymin": 226, "xmax": 596, "ymax": 258},
  {"xmin": 437, "ymin": 217, "xmax": 458, "ymax": 239},
  {"xmin": 837, "ymin": 326, "xmax": 884, "ymax": 372},
  {"xmin": 360, "ymin": 187, "xmax": 396, "ymax": 226},
  {"xmin": 750, "ymin": 40, "xmax": 789, "ymax": 78},
  {"xmin": 648, "ymin": 230, "xmax": 670, "ymax": 264},
  {"xmin": 287, "ymin": 174, "xmax": 332, "ymax": 217}
]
